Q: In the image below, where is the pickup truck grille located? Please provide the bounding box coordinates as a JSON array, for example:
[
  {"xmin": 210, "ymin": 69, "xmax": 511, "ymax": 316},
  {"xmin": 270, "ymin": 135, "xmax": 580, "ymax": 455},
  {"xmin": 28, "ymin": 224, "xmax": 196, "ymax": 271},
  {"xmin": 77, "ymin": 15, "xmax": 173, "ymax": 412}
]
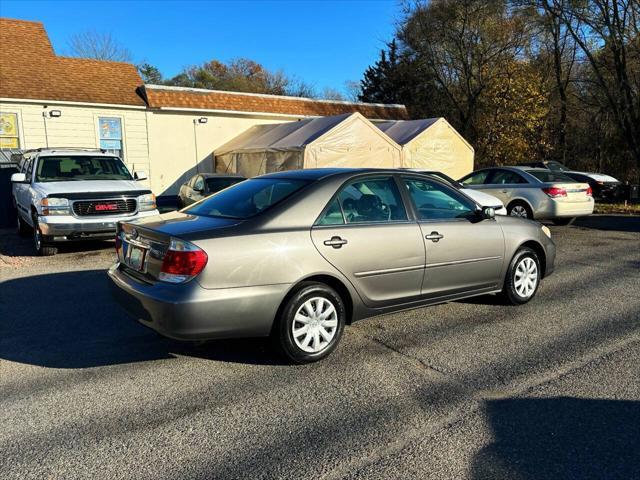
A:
[{"xmin": 72, "ymin": 198, "xmax": 137, "ymax": 216}]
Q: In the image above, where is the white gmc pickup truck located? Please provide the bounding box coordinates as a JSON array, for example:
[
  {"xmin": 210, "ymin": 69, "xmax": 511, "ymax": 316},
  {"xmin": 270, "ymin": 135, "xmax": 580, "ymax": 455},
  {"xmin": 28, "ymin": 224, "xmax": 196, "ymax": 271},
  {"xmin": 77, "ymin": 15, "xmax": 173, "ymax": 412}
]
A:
[{"xmin": 11, "ymin": 148, "xmax": 159, "ymax": 255}]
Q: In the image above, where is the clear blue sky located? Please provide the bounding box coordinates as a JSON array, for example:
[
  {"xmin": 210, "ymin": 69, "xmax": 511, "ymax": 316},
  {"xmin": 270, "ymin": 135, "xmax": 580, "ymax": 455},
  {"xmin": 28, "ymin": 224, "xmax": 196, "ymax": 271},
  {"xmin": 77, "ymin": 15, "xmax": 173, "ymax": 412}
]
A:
[{"xmin": 1, "ymin": 0, "xmax": 402, "ymax": 95}]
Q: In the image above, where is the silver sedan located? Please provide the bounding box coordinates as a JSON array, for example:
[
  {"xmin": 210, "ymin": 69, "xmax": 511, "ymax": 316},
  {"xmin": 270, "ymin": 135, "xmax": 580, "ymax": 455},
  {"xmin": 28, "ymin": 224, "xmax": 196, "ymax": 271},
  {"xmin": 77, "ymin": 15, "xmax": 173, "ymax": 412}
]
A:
[
  {"xmin": 109, "ymin": 168, "xmax": 556, "ymax": 363},
  {"xmin": 459, "ymin": 166, "xmax": 594, "ymax": 225}
]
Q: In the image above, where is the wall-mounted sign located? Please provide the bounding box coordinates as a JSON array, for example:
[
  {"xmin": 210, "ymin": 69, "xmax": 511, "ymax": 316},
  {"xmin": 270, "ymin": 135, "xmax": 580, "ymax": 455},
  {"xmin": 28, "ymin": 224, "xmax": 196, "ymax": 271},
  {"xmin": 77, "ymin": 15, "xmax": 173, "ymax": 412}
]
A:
[{"xmin": 0, "ymin": 113, "xmax": 20, "ymax": 148}]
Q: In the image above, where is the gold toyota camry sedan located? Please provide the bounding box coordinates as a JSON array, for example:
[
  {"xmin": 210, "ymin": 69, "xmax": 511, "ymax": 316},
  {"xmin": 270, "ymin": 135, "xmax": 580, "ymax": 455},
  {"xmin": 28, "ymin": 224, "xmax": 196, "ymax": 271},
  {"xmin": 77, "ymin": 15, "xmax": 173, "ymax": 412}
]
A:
[{"xmin": 109, "ymin": 168, "xmax": 556, "ymax": 363}]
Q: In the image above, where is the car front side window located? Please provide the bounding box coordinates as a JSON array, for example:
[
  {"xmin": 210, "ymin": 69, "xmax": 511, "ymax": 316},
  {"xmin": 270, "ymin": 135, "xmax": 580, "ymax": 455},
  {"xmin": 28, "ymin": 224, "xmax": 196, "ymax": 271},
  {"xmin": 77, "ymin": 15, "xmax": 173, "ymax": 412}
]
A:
[
  {"xmin": 316, "ymin": 176, "xmax": 408, "ymax": 225},
  {"xmin": 489, "ymin": 170, "xmax": 527, "ymax": 184},
  {"xmin": 403, "ymin": 177, "xmax": 475, "ymax": 221}
]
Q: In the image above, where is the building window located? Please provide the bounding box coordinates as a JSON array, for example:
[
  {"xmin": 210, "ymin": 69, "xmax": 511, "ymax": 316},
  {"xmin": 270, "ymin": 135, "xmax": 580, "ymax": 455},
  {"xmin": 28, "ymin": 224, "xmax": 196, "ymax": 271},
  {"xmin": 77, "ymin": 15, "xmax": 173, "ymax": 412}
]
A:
[
  {"xmin": 98, "ymin": 117, "xmax": 124, "ymax": 159},
  {"xmin": 0, "ymin": 112, "xmax": 20, "ymax": 149}
]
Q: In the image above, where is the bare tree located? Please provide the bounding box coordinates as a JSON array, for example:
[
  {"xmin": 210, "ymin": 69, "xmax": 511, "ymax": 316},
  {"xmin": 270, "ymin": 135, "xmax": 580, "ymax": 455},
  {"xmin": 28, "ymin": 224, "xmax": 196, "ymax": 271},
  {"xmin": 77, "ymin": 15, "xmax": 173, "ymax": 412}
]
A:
[
  {"xmin": 548, "ymin": 0, "xmax": 640, "ymax": 173},
  {"xmin": 67, "ymin": 30, "xmax": 133, "ymax": 62}
]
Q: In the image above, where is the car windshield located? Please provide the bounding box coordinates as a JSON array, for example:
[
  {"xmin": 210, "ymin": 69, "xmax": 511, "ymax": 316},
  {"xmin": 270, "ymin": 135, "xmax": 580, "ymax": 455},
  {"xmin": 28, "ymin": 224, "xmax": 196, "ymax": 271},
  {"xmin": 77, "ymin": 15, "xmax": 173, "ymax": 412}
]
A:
[
  {"xmin": 185, "ymin": 177, "xmax": 309, "ymax": 219},
  {"xmin": 205, "ymin": 177, "xmax": 244, "ymax": 193},
  {"xmin": 526, "ymin": 170, "xmax": 576, "ymax": 183},
  {"xmin": 35, "ymin": 156, "xmax": 132, "ymax": 182},
  {"xmin": 546, "ymin": 161, "xmax": 571, "ymax": 172}
]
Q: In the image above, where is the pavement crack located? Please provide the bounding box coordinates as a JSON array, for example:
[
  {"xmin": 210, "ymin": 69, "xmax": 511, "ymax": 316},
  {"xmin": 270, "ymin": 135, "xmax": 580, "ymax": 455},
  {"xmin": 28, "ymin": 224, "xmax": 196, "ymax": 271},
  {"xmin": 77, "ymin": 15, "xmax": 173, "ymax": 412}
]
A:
[{"xmin": 357, "ymin": 330, "xmax": 451, "ymax": 379}]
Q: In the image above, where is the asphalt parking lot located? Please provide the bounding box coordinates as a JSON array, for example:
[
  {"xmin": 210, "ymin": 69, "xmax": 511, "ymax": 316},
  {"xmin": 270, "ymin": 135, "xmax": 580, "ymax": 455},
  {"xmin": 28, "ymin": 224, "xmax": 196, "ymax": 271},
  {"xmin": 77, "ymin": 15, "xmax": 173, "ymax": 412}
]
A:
[{"xmin": 1, "ymin": 215, "xmax": 639, "ymax": 480}]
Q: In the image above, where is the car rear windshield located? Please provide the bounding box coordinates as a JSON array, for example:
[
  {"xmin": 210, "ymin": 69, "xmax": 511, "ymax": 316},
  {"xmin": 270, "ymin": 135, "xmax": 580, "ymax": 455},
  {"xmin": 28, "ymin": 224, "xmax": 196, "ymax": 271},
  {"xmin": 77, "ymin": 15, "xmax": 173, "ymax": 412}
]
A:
[
  {"xmin": 205, "ymin": 177, "xmax": 244, "ymax": 193},
  {"xmin": 36, "ymin": 156, "xmax": 132, "ymax": 182},
  {"xmin": 185, "ymin": 178, "xmax": 309, "ymax": 219},
  {"xmin": 526, "ymin": 170, "xmax": 576, "ymax": 183}
]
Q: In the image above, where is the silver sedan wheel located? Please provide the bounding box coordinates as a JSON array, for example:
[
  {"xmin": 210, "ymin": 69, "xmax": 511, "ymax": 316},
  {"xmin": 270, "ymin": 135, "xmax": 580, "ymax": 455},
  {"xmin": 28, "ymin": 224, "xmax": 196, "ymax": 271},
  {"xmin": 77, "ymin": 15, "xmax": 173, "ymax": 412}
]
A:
[
  {"xmin": 292, "ymin": 297, "xmax": 338, "ymax": 354},
  {"xmin": 510, "ymin": 205, "xmax": 529, "ymax": 218},
  {"xmin": 514, "ymin": 257, "xmax": 538, "ymax": 298}
]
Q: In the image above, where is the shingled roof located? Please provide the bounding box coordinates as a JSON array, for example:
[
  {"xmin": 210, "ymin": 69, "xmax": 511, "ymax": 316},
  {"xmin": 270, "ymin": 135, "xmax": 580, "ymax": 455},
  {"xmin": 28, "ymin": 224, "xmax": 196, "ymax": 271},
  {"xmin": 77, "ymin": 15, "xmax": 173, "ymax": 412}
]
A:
[
  {"xmin": 139, "ymin": 85, "xmax": 409, "ymax": 120},
  {"xmin": 1, "ymin": 18, "xmax": 409, "ymax": 119},
  {"xmin": 0, "ymin": 18, "xmax": 145, "ymax": 106}
]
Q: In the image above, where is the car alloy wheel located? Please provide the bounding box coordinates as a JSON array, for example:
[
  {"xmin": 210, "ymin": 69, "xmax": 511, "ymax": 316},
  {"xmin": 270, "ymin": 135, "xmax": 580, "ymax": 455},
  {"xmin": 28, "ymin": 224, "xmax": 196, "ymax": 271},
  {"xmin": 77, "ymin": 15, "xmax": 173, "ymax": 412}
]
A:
[
  {"xmin": 510, "ymin": 205, "xmax": 529, "ymax": 218},
  {"xmin": 291, "ymin": 297, "xmax": 339, "ymax": 354},
  {"xmin": 514, "ymin": 256, "xmax": 538, "ymax": 298}
]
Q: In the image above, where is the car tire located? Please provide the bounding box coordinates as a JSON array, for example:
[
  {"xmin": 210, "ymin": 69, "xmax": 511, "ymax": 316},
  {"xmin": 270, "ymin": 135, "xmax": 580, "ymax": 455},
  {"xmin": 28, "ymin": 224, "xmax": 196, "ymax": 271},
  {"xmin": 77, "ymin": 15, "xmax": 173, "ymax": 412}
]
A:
[
  {"xmin": 272, "ymin": 282, "xmax": 346, "ymax": 364},
  {"xmin": 501, "ymin": 247, "xmax": 541, "ymax": 305},
  {"xmin": 32, "ymin": 214, "xmax": 57, "ymax": 256},
  {"xmin": 17, "ymin": 213, "xmax": 30, "ymax": 237},
  {"xmin": 507, "ymin": 201, "xmax": 533, "ymax": 219},
  {"xmin": 552, "ymin": 217, "xmax": 574, "ymax": 226}
]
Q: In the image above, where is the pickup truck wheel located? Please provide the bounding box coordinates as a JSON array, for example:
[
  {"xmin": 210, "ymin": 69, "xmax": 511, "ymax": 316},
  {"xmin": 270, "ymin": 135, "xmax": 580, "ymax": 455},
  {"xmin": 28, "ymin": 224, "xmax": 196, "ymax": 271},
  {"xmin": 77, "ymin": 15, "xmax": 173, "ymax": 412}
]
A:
[
  {"xmin": 32, "ymin": 215, "xmax": 57, "ymax": 256},
  {"xmin": 17, "ymin": 213, "xmax": 30, "ymax": 237}
]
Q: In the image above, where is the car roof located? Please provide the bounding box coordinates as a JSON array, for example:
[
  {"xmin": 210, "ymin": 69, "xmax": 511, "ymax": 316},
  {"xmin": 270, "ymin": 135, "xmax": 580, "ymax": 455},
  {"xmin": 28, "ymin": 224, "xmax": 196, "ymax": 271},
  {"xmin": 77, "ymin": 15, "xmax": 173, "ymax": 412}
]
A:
[
  {"xmin": 29, "ymin": 148, "xmax": 117, "ymax": 158},
  {"xmin": 199, "ymin": 173, "xmax": 245, "ymax": 178},
  {"xmin": 261, "ymin": 167, "xmax": 384, "ymax": 181},
  {"xmin": 511, "ymin": 166, "xmax": 548, "ymax": 172}
]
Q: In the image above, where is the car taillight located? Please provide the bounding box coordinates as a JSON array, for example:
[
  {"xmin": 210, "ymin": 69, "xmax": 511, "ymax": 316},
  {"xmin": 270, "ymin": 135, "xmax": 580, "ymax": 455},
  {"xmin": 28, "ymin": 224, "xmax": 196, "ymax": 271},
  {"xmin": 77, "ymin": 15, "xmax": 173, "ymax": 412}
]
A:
[
  {"xmin": 586, "ymin": 186, "xmax": 593, "ymax": 196},
  {"xmin": 542, "ymin": 187, "xmax": 567, "ymax": 198},
  {"xmin": 159, "ymin": 238, "xmax": 208, "ymax": 283}
]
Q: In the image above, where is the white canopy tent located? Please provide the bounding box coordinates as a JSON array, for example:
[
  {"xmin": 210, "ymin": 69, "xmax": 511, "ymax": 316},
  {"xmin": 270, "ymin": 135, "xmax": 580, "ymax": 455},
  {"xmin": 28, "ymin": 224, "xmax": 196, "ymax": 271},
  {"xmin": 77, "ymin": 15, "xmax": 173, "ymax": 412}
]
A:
[
  {"xmin": 215, "ymin": 112, "xmax": 402, "ymax": 177},
  {"xmin": 377, "ymin": 118, "xmax": 474, "ymax": 179}
]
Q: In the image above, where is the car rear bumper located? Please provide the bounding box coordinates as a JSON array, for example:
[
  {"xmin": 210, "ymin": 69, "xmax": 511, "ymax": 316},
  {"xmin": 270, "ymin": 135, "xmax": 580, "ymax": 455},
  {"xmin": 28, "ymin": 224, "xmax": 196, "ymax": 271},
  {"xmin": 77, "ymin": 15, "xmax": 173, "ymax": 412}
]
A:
[
  {"xmin": 38, "ymin": 210, "xmax": 159, "ymax": 240},
  {"xmin": 108, "ymin": 264, "xmax": 288, "ymax": 340},
  {"xmin": 536, "ymin": 198, "xmax": 594, "ymax": 219}
]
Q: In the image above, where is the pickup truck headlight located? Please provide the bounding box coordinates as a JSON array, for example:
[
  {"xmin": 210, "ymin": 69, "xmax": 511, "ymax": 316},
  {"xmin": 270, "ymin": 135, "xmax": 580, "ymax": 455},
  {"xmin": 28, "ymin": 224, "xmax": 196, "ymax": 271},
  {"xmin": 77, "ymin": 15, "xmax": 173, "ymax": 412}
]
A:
[
  {"xmin": 41, "ymin": 198, "xmax": 70, "ymax": 216},
  {"xmin": 137, "ymin": 193, "xmax": 156, "ymax": 212}
]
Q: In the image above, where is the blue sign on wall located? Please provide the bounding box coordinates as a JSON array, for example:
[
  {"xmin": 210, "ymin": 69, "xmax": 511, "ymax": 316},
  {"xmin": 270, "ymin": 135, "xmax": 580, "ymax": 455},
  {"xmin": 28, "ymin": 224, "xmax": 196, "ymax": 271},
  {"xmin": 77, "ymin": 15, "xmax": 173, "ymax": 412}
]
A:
[{"xmin": 99, "ymin": 118, "xmax": 122, "ymax": 140}]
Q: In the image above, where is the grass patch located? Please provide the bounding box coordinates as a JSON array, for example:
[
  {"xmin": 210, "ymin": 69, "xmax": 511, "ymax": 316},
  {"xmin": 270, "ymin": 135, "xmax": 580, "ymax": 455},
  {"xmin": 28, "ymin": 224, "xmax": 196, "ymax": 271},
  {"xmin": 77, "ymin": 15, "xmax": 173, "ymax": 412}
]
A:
[{"xmin": 594, "ymin": 202, "xmax": 640, "ymax": 215}]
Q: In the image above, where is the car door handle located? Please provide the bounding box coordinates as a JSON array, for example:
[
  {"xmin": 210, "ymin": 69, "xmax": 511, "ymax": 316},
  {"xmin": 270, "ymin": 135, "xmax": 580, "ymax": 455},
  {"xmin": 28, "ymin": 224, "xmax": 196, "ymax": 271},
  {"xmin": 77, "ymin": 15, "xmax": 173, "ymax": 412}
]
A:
[
  {"xmin": 425, "ymin": 231, "xmax": 444, "ymax": 242},
  {"xmin": 324, "ymin": 236, "xmax": 348, "ymax": 248}
]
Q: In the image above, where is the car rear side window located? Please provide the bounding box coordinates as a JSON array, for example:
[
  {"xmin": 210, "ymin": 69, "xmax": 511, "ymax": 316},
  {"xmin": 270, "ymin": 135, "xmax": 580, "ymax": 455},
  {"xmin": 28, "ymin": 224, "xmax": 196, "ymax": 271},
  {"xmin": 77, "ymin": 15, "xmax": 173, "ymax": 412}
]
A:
[
  {"xmin": 205, "ymin": 177, "xmax": 244, "ymax": 194},
  {"xmin": 185, "ymin": 178, "xmax": 308, "ymax": 219},
  {"xmin": 526, "ymin": 170, "xmax": 575, "ymax": 183}
]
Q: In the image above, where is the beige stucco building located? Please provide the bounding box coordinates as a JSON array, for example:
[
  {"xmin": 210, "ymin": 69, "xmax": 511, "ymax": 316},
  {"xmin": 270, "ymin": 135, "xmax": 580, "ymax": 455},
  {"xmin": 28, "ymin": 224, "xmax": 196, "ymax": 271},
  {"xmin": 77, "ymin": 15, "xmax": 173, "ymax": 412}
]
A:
[{"xmin": 1, "ymin": 18, "xmax": 408, "ymax": 199}]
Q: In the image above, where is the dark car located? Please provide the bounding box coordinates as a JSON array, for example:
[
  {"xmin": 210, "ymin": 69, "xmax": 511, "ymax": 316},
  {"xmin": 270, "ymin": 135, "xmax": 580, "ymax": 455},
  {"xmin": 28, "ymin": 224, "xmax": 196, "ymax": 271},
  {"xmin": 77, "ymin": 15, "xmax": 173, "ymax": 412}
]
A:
[
  {"xmin": 178, "ymin": 173, "xmax": 245, "ymax": 208},
  {"xmin": 519, "ymin": 161, "xmax": 621, "ymax": 200},
  {"xmin": 562, "ymin": 171, "xmax": 622, "ymax": 201}
]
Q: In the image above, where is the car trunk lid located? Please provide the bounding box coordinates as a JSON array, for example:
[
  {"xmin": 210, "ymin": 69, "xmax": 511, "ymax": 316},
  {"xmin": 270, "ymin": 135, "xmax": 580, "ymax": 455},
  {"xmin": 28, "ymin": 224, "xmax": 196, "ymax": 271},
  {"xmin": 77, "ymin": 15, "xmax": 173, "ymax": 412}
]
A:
[
  {"xmin": 543, "ymin": 182, "xmax": 591, "ymax": 203},
  {"xmin": 116, "ymin": 211, "xmax": 241, "ymax": 283}
]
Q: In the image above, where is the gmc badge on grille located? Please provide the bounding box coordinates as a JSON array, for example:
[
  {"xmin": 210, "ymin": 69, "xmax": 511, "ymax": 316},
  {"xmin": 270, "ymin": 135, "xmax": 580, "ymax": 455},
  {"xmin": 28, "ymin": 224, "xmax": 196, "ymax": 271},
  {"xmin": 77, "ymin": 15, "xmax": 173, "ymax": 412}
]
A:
[{"xmin": 95, "ymin": 203, "xmax": 119, "ymax": 211}]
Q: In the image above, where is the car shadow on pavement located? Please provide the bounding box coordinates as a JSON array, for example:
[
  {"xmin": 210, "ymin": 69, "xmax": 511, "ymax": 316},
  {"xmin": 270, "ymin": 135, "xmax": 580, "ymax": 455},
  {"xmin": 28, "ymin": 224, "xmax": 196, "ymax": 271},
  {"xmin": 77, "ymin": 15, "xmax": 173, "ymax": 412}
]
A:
[
  {"xmin": 0, "ymin": 269, "xmax": 286, "ymax": 368},
  {"xmin": 0, "ymin": 228, "xmax": 115, "ymax": 257},
  {"xmin": 471, "ymin": 397, "xmax": 640, "ymax": 480},
  {"xmin": 573, "ymin": 215, "xmax": 640, "ymax": 233}
]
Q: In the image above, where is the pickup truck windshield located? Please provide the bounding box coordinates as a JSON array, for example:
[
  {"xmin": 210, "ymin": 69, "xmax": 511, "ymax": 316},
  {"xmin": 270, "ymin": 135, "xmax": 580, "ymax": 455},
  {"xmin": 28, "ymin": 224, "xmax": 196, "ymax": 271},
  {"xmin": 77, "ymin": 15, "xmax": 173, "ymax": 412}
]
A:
[{"xmin": 35, "ymin": 156, "xmax": 132, "ymax": 182}]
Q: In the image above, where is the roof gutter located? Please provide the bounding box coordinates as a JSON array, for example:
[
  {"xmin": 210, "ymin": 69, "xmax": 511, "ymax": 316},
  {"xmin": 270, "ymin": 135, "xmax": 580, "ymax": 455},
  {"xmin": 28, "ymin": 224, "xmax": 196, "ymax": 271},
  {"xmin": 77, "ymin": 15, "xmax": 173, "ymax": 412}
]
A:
[{"xmin": 0, "ymin": 97, "xmax": 146, "ymax": 109}]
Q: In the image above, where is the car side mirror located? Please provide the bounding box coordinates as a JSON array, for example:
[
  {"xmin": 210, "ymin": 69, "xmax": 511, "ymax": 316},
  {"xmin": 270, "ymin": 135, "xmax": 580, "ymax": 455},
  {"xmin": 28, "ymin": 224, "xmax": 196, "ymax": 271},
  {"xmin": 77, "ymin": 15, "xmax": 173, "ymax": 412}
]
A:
[
  {"xmin": 134, "ymin": 171, "xmax": 147, "ymax": 181},
  {"xmin": 11, "ymin": 173, "xmax": 27, "ymax": 183},
  {"xmin": 481, "ymin": 206, "xmax": 496, "ymax": 219}
]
